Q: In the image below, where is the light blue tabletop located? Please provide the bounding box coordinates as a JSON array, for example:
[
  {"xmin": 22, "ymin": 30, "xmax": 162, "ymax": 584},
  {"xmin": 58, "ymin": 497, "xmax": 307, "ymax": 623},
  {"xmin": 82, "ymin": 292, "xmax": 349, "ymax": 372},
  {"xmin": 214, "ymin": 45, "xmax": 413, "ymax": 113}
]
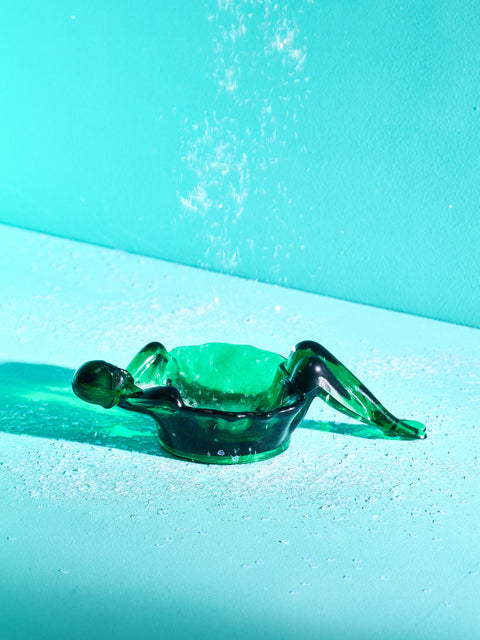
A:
[{"xmin": 1, "ymin": 224, "xmax": 479, "ymax": 639}]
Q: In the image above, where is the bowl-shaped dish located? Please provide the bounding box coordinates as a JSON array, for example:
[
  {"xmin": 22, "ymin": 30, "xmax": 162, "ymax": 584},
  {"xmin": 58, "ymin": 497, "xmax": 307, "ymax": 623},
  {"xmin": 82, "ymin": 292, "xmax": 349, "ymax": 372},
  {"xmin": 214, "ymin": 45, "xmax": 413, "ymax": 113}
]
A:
[{"xmin": 72, "ymin": 340, "xmax": 426, "ymax": 463}]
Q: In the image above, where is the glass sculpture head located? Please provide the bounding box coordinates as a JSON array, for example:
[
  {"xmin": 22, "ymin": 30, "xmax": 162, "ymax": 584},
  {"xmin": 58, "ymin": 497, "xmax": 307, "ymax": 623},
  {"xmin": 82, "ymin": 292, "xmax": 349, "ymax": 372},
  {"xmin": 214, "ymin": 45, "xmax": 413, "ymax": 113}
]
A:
[{"xmin": 72, "ymin": 360, "xmax": 136, "ymax": 409}]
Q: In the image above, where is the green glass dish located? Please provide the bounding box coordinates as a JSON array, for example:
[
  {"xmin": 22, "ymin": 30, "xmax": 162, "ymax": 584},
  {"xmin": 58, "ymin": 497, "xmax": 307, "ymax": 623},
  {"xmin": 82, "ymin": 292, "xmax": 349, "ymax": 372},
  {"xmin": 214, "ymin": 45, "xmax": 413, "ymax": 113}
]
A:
[{"xmin": 72, "ymin": 340, "xmax": 426, "ymax": 463}]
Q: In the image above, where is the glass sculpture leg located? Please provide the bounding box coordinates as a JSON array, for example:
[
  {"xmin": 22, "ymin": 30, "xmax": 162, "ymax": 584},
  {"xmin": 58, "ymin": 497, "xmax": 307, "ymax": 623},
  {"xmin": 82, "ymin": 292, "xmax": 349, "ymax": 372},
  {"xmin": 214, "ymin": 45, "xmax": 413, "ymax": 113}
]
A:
[{"xmin": 286, "ymin": 341, "xmax": 426, "ymax": 439}]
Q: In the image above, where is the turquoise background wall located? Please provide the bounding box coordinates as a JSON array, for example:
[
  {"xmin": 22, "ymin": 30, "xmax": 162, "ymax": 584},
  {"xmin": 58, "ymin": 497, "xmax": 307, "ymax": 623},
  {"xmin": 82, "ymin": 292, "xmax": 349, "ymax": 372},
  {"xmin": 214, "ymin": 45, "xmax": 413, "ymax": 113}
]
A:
[{"xmin": 1, "ymin": 0, "xmax": 479, "ymax": 328}]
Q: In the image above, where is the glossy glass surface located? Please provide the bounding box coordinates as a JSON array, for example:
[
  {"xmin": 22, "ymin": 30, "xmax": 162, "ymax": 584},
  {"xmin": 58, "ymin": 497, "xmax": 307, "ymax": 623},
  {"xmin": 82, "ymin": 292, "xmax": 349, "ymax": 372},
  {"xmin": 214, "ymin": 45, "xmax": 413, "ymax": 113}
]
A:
[{"xmin": 72, "ymin": 340, "xmax": 426, "ymax": 463}]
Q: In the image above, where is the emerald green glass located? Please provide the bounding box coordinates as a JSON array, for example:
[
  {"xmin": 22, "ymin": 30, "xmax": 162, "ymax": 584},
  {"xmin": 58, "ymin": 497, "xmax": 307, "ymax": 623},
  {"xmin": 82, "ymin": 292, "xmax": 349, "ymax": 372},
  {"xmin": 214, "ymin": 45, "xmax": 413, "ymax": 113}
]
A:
[{"xmin": 72, "ymin": 340, "xmax": 426, "ymax": 463}]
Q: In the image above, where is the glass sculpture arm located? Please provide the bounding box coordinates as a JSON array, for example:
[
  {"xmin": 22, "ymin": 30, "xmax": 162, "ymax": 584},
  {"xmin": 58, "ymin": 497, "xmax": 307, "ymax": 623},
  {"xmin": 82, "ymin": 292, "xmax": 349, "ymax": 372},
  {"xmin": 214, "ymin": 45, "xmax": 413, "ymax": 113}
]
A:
[
  {"xmin": 127, "ymin": 341, "xmax": 169, "ymax": 385},
  {"xmin": 286, "ymin": 341, "xmax": 426, "ymax": 439}
]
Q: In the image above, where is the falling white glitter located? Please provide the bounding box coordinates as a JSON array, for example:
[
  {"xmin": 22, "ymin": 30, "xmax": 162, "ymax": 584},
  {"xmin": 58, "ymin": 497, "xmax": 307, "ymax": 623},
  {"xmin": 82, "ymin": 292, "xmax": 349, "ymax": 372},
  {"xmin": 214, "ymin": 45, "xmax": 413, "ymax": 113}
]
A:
[{"xmin": 178, "ymin": 0, "xmax": 311, "ymax": 270}]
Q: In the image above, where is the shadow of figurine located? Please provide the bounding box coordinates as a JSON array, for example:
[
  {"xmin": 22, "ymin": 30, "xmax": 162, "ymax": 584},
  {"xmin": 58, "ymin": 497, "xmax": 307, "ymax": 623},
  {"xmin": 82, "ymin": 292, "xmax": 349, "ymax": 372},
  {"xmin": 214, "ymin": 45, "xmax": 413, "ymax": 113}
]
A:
[
  {"xmin": 300, "ymin": 419, "xmax": 401, "ymax": 440},
  {"xmin": 0, "ymin": 361, "xmax": 386, "ymax": 458},
  {"xmin": 0, "ymin": 361, "xmax": 168, "ymax": 457},
  {"xmin": 1, "ymin": 342, "xmax": 423, "ymax": 461}
]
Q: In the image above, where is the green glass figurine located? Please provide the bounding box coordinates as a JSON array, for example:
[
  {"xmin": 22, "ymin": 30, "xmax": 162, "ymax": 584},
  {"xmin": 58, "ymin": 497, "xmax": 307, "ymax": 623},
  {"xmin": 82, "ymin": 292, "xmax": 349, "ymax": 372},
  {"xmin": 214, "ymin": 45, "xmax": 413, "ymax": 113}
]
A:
[{"xmin": 72, "ymin": 340, "xmax": 426, "ymax": 463}]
